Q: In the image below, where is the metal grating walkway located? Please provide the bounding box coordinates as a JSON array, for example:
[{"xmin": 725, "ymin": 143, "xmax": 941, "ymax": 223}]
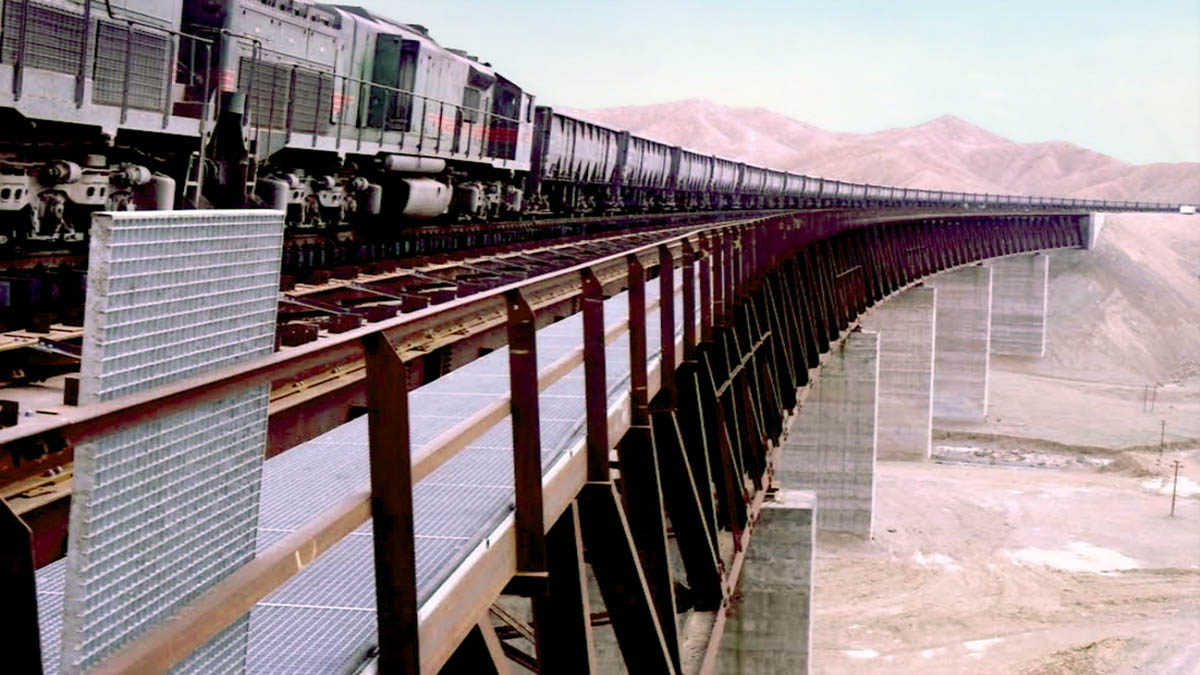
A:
[{"xmin": 36, "ymin": 268, "xmax": 688, "ymax": 674}]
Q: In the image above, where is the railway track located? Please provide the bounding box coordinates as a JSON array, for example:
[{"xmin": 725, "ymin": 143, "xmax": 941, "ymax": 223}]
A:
[
  {"xmin": 0, "ymin": 209, "xmax": 776, "ymax": 330},
  {"xmin": 0, "ymin": 210, "xmax": 762, "ymax": 395},
  {"xmin": 0, "ymin": 210, "xmax": 764, "ymax": 567},
  {"xmin": 275, "ymin": 213, "xmax": 762, "ymax": 344}
]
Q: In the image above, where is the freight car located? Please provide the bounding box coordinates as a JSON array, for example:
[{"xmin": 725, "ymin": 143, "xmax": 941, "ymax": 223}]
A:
[{"xmin": 0, "ymin": 0, "xmax": 1190, "ymax": 254}]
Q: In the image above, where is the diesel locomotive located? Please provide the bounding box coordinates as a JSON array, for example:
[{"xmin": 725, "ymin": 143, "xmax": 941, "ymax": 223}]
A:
[{"xmin": 0, "ymin": 0, "xmax": 1187, "ymax": 251}]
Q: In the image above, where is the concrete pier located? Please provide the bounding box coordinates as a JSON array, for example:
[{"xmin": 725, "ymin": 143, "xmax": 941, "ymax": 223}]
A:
[
  {"xmin": 719, "ymin": 490, "xmax": 816, "ymax": 674},
  {"xmin": 929, "ymin": 266, "xmax": 993, "ymax": 422},
  {"xmin": 779, "ymin": 331, "xmax": 879, "ymax": 536},
  {"xmin": 990, "ymin": 254, "xmax": 1049, "ymax": 357},
  {"xmin": 858, "ymin": 286, "xmax": 937, "ymax": 460}
]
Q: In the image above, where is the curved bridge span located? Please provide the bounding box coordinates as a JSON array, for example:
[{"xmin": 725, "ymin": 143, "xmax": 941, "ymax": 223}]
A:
[{"xmin": 3, "ymin": 208, "xmax": 1104, "ymax": 674}]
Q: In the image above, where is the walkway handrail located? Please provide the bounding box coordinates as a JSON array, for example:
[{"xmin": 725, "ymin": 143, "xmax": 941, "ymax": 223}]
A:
[
  {"xmin": 7, "ymin": 208, "xmax": 1097, "ymax": 673},
  {"xmin": 74, "ymin": 212, "xmax": 779, "ymax": 674}
]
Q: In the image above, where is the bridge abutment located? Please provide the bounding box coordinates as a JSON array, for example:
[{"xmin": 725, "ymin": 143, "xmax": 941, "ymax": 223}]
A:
[
  {"xmin": 929, "ymin": 265, "xmax": 993, "ymax": 422},
  {"xmin": 779, "ymin": 330, "xmax": 880, "ymax": 537}
]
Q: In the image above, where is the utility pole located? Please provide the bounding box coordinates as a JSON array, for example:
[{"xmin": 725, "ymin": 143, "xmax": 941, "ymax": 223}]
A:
[
  {"xmin": 1170, "ymin": 460, "xmax": 1181, "ymax": 517},
  {"xmin": 1159, "ymin": 420, "xmax": 1166, "ymax": 460}
]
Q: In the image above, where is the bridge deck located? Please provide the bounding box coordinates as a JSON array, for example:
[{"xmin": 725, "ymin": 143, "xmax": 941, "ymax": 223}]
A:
[{"xmin": 34, "ymin": 271, "xmax": 684, "ymax": 673}]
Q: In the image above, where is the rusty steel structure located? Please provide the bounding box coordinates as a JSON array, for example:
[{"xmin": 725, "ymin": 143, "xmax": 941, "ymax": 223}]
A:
[{"xmin": 1, "ymin": 208, "xmax": 1096, "ymax": 674}]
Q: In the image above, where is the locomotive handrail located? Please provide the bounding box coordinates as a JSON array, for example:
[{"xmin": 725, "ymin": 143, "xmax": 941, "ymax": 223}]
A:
[{"xmin": 224, "ymin": 45, "xmax": 526, "ymax": 163}]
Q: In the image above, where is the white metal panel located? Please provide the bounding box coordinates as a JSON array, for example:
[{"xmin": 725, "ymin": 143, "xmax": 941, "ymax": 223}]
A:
[{"xmin": 59, "ymin": 210, "xmax": 284, "ymax": 673}]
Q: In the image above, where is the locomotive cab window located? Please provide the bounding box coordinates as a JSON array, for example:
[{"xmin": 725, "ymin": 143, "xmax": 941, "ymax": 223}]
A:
[
  {"xmin": 461, "ymin": 87, "xmax": 482, "ymax": 123},
  {"xmin": 367, "ymin": 37, "xmax": 419, "ymax": 130}
]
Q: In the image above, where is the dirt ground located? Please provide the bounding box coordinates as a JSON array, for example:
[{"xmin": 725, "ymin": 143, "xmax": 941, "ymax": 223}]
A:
[
  {"xmin": 809, "ymin": 302, "xmax": 1200, "ymax": 675},
  {"xmin": 810, "ymin": 444, "xmax": 1200, "ymax": 674}
]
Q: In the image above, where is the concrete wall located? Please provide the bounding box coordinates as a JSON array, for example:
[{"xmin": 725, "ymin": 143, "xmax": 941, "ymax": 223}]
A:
[
  {"xmin": 858, "ymin": 286, "xmax": 936, "ymax": 460},
  {"xmin": 929, "ymin": 266, "xmax": 993, "ymax": 422},
  {"xmin": 719, "ymin": 490, "xmax": 816, "ymax": 674},
  {"xmin": 990, "ymin": 254, "xmax": 1049, "ymax": 357},
  {"xmin": 779, "ymin": 331, "xmax": 879, "ymax": 536}
]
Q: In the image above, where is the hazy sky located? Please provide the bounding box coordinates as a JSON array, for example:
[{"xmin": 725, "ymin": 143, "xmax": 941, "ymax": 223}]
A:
[{"xmin": 358, "ymin": 0, "xmax": 1200, "ymax": 165}]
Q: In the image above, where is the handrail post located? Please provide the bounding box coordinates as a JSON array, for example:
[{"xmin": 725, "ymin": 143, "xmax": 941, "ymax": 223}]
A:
[
  {"xmin": 312, "ymin": 70, "xmax": 323, "ymax": 146},
  {"xmin": 581, "ymin": 268, "xmax": 609, "ymax": 482},
  {"xmin": 657, "ymin": 243, "xmax": 676, "ymax": 406},
  {"xmin": 284, "ymin": 64, "xmax": 296, "ymax": 143},
  {"xmin": 506, "ymin": 289, "xmax": 547, "ymax": 573},
  {"xmin": 362, "ymin": 333, "xmax": 420, "ymax": 675},
  {"xmin": 335, "ymin": 74, "xmax": 345, "ymax": 150},
  {"xmin": 681, "ymin": 238, "xmax": 696, "ymax": 359},
  {"xmin": 13, "ymin": 0, "xmax": 30, "ymax": 99},
  {"xmin": 120, "ymin": 21, "xmax": 134, "ymax": 123},
  {"xmin": 699, "ymin": 232, "xmax": 713, "ymax": 343},
  {"xmin": 626, "ymin": 253, "xmax": 649, "ymax": 426},
  {"xmin": 76, "ymin": 0, "xmax": 92, "ymax": 107},
  {"xmin": 356, "ymin": 80, "xmax": 366, "ymax": 150},
  {"xmin": 1, "ymin": 500, "xmax": 42, "ymax": 674},
  {"xmin": 712, "ymin": 230, "xmax": 725, "ymax": 326},
  {"xmin": 436, "ymin": 101, "xmax": 444, "ymax": 153},
  {"xmin": 162, "ymin": 32, "xmax": 176, "ymax": 128}
]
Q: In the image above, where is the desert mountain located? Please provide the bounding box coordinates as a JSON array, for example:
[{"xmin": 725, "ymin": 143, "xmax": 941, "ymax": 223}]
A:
[
  {"xmin": 568, "ymin": 100, "xmax": 1200, "ymax": 387},
  {"xmin": 560, "ymin": 100, "xmax": 1200, "ymax": 203}
]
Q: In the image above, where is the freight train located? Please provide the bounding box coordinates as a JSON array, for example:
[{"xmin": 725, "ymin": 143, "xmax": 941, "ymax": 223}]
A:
[{"xmin": 0, "ymin": 0, "xmax": 1189, "ymax": 251}]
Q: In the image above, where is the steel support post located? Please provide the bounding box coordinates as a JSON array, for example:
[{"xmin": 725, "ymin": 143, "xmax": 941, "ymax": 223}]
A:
[
  {"xmin": 712, "ymin": 233, "xmax": 726, "ymax": 329},
  {"xmin": 657, "ymin": 244, "xmax": 677, "ymax": 406},
  {"xmin": 715, "ymin": 339, "xmax": 747, "ymax": 486},
  {"xmin": 577, "ymin": 482, "xmax": 676, "ymax": 675},
  {"xmin": 1, "ymin": 499, "xmax": 42, "ymax": 674},
  {"xmin": 723, "ymin": 229, "xmax": 736, "ymax": 324},
  {"xmin": 651, "ymin": 407, "xmax": 723, "ymax": 609},
  {"xmin": 627, "ymin": 254, "xmax": 650, "ymax": 424},
  {"xmin": 617, "ymin": 253, "xmax": 680, "ymax": 668},
  {"xmin": 761, "ymin": 272, "xmax": 796, "ymax": 396},
  {"xmin": 707, "ymin": 363, "xmax": 747, "ymax": 534},
  {"xmin": 674, "ymin": 362, "xmax": 721, "ymax": 549},
  {"xmin": 699, "ymin": 234, "xmax": 713, "ymax": 344},
  {"xmin": 531, "ymin": 502, "xmax": 596, "ymax": 674},
  {"xmin": 580, "ymin": 268, "xmax": 610, "ymax": 482},
  {"xmin": 505, "ymin": 289, "xmax": 548, "ymax": 574},
  {"xmin": 441, "ymin": 617, "xmax": 511, "ymax": 674},
  {"xmin": 782, "ymin": 260, "xmax": 821, "ymax": 370},
  {"xmin": 362, "ymin": 333, "xmax": 420, "ymax": 674},
  {"xmin": 682, "ymin": 239, "xmax": 697, "ymax": 360}
]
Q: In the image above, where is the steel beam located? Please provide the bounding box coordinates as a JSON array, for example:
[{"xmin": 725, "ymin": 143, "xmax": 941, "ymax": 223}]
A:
[
  {"xmin": 530, "ymin": 502, "xmax": 595, "ymax": 674},
  {"xmin": 363, "ymin": 333, "xmax": 420, "ymax": 675},
  {"xmin": 651, "ymin": 409, "xmax": 723, "ymax": 609},
  {"xmin": 613, "ymin": 424, "xmax": 680, "ymax": 668},
  {"xmin": 0, "ymin": 499, "xmax": 41, "ymax": 674},
  {"xmin": 441, "ymin": 617, "xmax": 511, "ymax": 675},
  {"xmin": 580, "ymin": 268, "xmax": 610, "ymax": 483},
  {"xmin": 506, "ymin": 289, "xmax": 548, "ymax": 574},
  {"xmin": 577, "ymin": 481, "xmax": 676, "ymax": 675}
]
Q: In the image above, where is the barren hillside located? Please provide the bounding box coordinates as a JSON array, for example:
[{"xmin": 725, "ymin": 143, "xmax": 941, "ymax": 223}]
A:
[
  {"xmin": 563, "ymin": 101, "xmax": 1200, "ymax": 203},
  {"xmin": 568, "ymin": 100, "xmax": 1200, "ymax": 390}
]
